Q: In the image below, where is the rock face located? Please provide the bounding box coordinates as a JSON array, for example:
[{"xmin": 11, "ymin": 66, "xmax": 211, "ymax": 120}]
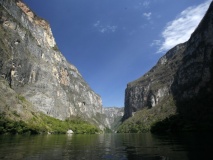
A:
[
  {"xmin": 0, "ymin": 0, "xmax": 102, "ymax": 124},
  {"xmin": 123, "ymin": 43, "xmax": 186, "ymax": 120},
  {"xmin": 102, "ymin": 107, "xmax": 124, "ymax": 130},
  {"xmin": 0, "ymin": 77, "xmax": 36, "ymax": 121},
  {"xmin": 123, "ymin": 1, "xmax": 213, "ymax": 123},
  {"xmin": 171, "ymin": 2, "xmax": 213, "ymax": 121}
]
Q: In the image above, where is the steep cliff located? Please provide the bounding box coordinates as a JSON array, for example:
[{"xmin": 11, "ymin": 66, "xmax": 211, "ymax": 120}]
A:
[
  {"xmin": 120, "ymin": 1, "xmax": 213, "ymax": 132},
  {"xmin": 171, "ymin": 1, "xmax": 213, "ymax": 126},
  {"xmin": 102, "ymin": 107, "xmax": 123, "ymax": 131},
  {"xmin": 123, "ymin": 43, "xmax": 186, "ymax": 120},
  {"xmin": 0, "ymin": 0, "xmax": 104, "ymax": 129},
  {"xmin": 0, "ymin": 77, "xmax": 100, "ymax": 134}
]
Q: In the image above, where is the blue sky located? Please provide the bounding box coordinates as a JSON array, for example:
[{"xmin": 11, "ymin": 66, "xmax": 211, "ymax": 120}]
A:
[{"xmin": 23, "ymin": 0, "xmax": 211, "ymax": 107}]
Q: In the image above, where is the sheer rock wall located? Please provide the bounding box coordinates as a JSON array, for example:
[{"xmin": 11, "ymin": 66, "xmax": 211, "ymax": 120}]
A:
[
  {"xmin": 0, "ymin": 0, "xmax": 102, "ymax": 123},
  {"xmin": 123, "ymin": 2, "xmax": 213, "ymax": 121}
]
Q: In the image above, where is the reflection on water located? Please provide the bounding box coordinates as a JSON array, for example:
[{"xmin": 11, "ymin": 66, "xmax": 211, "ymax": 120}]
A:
[{"xmin": 0, "ymin": 132, "xmax": 212, "ymax": 160}]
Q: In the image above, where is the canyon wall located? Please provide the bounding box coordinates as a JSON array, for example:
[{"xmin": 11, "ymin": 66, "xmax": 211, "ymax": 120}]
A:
[
  {"xmin": 0, "ymin": 0, "xmax": 103, "ymax": 127},
  {"xmin": 122, "ymin": 1, "xmax": 213, "ymax": 131}
]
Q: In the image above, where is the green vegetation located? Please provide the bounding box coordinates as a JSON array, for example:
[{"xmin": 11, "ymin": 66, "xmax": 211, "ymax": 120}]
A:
[
  {"xmin": 150, "ymin": 115, "xmax": 193, "ymax": 133},
  {"xmin": 111, "ymin": 116, "xmax": 123, "ymax": 132},
  {"xmin": 118, "ymin": 94, "xmax": 213, "ymax": 133},
  {"xmin": 151, "ymin": 114, "xmax": 213, "ymax": 133},
  {"xmin": 117, "ymin": 96, "xmax": 176, "ymax": 133},
  {"xmin": 0, "ymin": 116, "xmax": 39, "ymax": 135},
  {"xmin": 104, "ymin": 127, "xmax": 113, "ymax": 133},
  {"xmin": 117, "ymin": 109, "xmax": 156, "ymax": 133},
  {"xmin": 0, "ymin": 77, "xmax": 99, "ymax": 135},
  {"xmin": 17, "ymin": 94, "xmax": 27, "ymax": 103},
  {"xmin": 0, "ymin": 113, "xmax": 100, "ymax": 135}
]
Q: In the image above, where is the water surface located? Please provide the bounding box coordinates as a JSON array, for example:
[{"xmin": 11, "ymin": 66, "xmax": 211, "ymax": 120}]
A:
[{"xmin": 0, "ymin": 133, "xmax": 212, "ymax": 160}]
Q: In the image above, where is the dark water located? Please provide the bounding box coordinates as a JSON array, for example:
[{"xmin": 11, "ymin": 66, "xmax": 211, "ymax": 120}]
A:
[{"xmin": 0, "ymin": 132, "xmax": 212, "ymax": 160}]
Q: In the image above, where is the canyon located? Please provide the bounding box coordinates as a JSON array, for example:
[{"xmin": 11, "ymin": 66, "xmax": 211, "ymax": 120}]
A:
[
  {"xmin": 0, "ymin": 0, "xmax": 123, "ymax": 132},
  {"xmin": 119, "ymin": 1, "xmax": 213, "ymax": 132},
  {"xmin": 1, "ymin": 0, "xmax": 212, "ymax": 134}
]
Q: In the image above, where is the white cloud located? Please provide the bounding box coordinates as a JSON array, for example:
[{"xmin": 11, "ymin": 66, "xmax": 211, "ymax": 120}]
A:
[
  {"xmin": 93, "ymin": 20, "xmax": 117, "ymax": 33},
  {"xmin": 155, "ymin": 0, "xmax": 211, "ymax": 53},
  {"xmin": 143, "ymin": 1, "xmax": 150, "ymax": 8},
  {"xmin": 93, "ymin": 21, "xmax": 100, "ymax": 27},
  {"xmin": 107, "ymin": 25, "xmax": 117, "ymax": 32},
  {"xmin": 143, "ymin": 12, "xmax": 152, "ymax": 20},
  {"xmin": 150, "ymin": 40, "xmax": 161, "ymax": 47},
  {"xmin": 100, "ymin": 28, "xmax": 107, "ymax": 33}
]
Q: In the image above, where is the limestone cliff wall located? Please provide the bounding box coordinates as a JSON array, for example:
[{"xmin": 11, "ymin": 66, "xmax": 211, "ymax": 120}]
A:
[
  {"xmin": 123, "ymin": 2, "xmax": 213, "ymax": 121},
  {"xmin": 171, "ymin": 2, "xmax": 213, "ymax": 119},
  {"xmin": 0, "ymin": 0, "xmax": 102, "ymax": 122},
  {"xmin": 102, "ymin": 107, "xmax": 123, "ymax": 130},
  {"xmin": 123, "ymin": 43, "xmax": 186, "ymax": 119}
]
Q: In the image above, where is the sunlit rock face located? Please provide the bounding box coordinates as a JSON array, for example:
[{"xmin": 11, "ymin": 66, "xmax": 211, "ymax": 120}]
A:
[
  {"xmin": 123, "ymin": 43, "xmax": 186, "ymax": 120},
  {"xmin": 102, "ymin": 107, "xmax": 124, "ymax": 130},
  {"xmin": 0, "ymin": 0, "xmax": 102, "ymax": 121},
  {"xmin": 123, "ymin": 1, "xmax": 213, "ymax": 121}
]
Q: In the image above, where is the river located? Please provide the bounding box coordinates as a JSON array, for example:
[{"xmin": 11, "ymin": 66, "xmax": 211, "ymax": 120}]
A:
[{"xmin": 0, "ymin": 132, "xmax": 212, "ymax": 160}]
